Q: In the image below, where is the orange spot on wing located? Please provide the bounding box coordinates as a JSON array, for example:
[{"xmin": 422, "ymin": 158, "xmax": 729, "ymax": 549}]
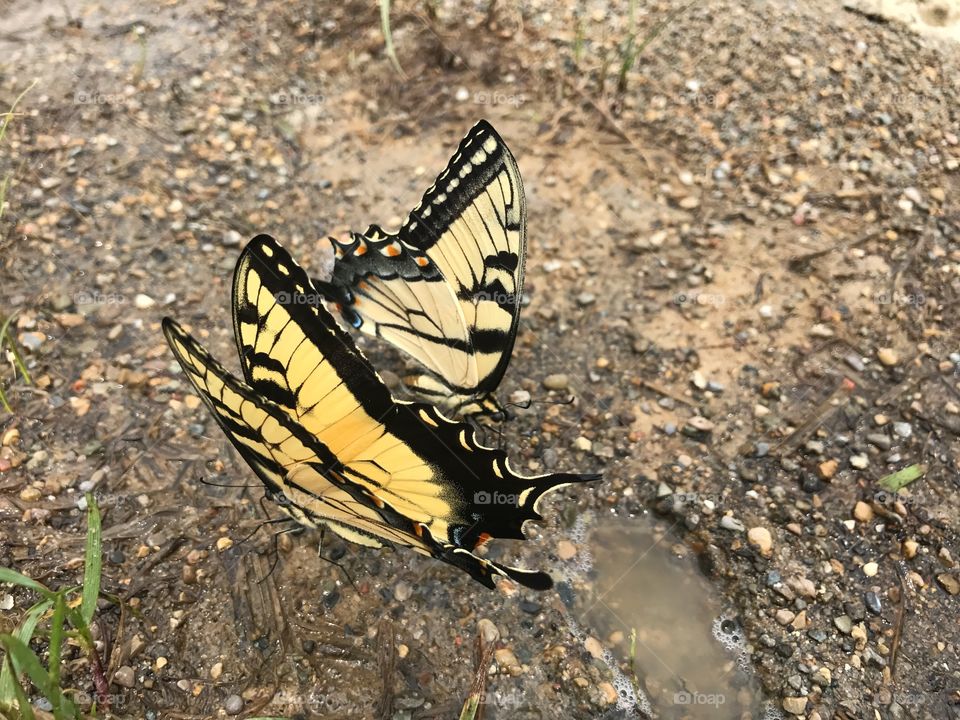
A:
[
  {"xmin": 415, "ymin": 256, "xmax": 429, "ymax": 267},
  {"xmin": 386, "ymin": 244, "xmax": 401, "ymax": 257},
  {"xmin": 355, "ymin": 243, "xmax": 367, "ymax": 256},
  {"xmin": 475, "ymin": 533, "xmax": 492, "ymax": 548}
]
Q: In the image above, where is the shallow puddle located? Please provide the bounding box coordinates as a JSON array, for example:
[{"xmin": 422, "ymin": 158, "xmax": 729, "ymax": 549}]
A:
[{"xmin": 571, "ymin": 517, "xmax": 774, "ymax": 719}]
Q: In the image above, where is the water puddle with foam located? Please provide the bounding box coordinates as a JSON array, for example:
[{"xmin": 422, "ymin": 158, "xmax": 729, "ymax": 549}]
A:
[{"xmin": 561, "ymin": 516, "xmax": 779, "ymax": 719}]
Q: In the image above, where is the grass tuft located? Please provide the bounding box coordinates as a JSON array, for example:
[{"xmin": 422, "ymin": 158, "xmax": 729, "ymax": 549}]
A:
[{"xmin": 0, "ymin": 494, "xmax": 107, "ymax": 718}]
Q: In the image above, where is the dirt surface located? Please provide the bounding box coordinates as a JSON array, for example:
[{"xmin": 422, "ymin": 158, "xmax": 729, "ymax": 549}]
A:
[{"xmin": 2, "ymin": 0, "xmax": 960, "ymax": 718}]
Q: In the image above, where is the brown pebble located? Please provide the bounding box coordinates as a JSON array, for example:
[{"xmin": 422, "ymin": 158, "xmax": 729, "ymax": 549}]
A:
[
  {"xmin": 853, "ymin": 501, "xmax": 874, "ymax": 523},
  {"xmin": 818, "ymin": 459, "xmax": 838, "ymax": 480}
]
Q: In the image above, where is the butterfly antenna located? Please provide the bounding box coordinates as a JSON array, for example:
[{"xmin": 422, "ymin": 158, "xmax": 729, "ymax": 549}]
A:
[
  {"xmin": 316, "ymin": 527, "xmax": 361, "ymax": 595},
  {"xmin": 502, "ymin": 394, "xmax": 576, "ymax": 412}
]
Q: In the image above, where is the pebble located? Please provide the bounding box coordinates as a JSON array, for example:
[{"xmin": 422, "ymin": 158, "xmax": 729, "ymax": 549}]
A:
[
  {"xmin": 224, "ymin": 694, "xmax": 244, "ymax": 715},
  {"xmin": 833, "ymin": 615, "xmax": 853, "ymax": 634},
  {"xmin": 903, "ymin": 539, "xmax": 919, "ymax": 559},
  {"xmin": 113, "ymin": 666, "xmax": 136, "ymax": 688},
  {"xmin": 576, "ymin": 292, "xmax": 596, "ymax": 306},
  {"xmin": 747, "ymin": 526, "xmax": 773, "ymax": 555},
  {"xmin": 478, "ymin": 618, "xmax": 500, "ymax": 644},
  {"xmin": 2, "ymin": 428, "xmax": 20, "ymax": 446},
  {"xmin": 818, "ymin": 459, "xmax": 838, "ymax": 480},
  {"xmin": 19, "ymin": 486, "xmax": 41, "ymax": 502},
  {"xmin": 215, "ymin": 537, "xmax": 233, "ymax": 551},
  {"xmin": 557, "ymin": 540, "xmax": 577, "ymax": 560},
  {"xmin": 583, "ymin": 636, "xmax": 604, "ymax": 659},
  {"xmin": 542, "ymin": 373, "xmax": 569, "ymax": 391},
  {"xmin": 775, "ymin": 609, "xmax": 795, "ymax": 626},
  {"xmin": 759, "ymin": 304, "xmax": 773, "ymax": 318},
  {"xmin": 936, "ymin": 573, "xmax": 960, "ymax": 595},
  {"xmin": 892, "ymin": 422, "xmax": 912, "ymax": 438},
  {"xmin": 807, "ymin": 628, "xmax": 827, "ymax": 643},
  {"xmin": 862, "ymin": 562, "xmax": 878, "ymax": 577},
  {"xmin": 720, "ymin": 515, "xmax": 745, "ymax": 532},
  {"xmin": 494, "ymin": 647, "xmax": 522, "ymax": 675},
  {"xmin": 877, "ymin": 348, "xmax": 898, "ymax": 366},
  {"xmin": 210, "ymin": 662, "xmax": 223, "ymax": 680},
  {"xmin": 866, "ymin": 433, "xmax": 891, "ymax": 450},
  {"xmin": 782, "ymin": 696, "xmax": 807, "ymax": 715},
  {"xmin": 853, "ymin": 501, "xmax": 874, "ymax": 522},
  {"xmin": 686, "ymin": 415, "xmax": 715, "ymax": 432},
  {"xmin": 574, "ymin": 436, "xmax": 592, "ymax": 452},
  {"xmin": 0, "ymin": 594, "xmax": 13, "ymax": 611},
  {"xmin": 850, "ymin": 454, "xmax": 868, "ymax": 469},
  {"xmin": 394, "ymin": 581, "xmax": 413, "ymax": 602},
  {"xmin": 864, "ymin": 591, "xmax": 882, "ymax": 615},
  {"xmin": 134, "ymin": 293, "xmax": 156, "ymax": 309}
]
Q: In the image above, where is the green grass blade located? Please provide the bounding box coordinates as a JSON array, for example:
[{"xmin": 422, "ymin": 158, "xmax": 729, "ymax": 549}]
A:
[
  {"xmin": 379, "ymin": 0, "xmax": 405, "ymax": 77},
  {"xmin": 0, "ymin": 599, "xmax": 52, "ymax": 706},
  {"xmin": 3, "ymin": 652, "xmax": 35, "ymax": 720},
  {"xmin": 879, "ymin": 464, "xmax": 927, "ymax": 493},
  {"xmin": 47, "ymin": 595, "xmax": 66, "ymax": 708},
  {"xmin": 0, "ymin": 79, "xmax": 37, "ymax": 146},
  {"xmin": 0, "ymin": 635, "xmax": 78, "ymax": 720},
  {"xmin": 0, "ymin": 568, "xmax": 51, "ymax": 596},
  {"xmin": 81, "ymin": 494, "xmax": 102, "ymax": 626},
  {"xmin": 458, "ymin": 694, "xmax": 480, "ymax": 720}
]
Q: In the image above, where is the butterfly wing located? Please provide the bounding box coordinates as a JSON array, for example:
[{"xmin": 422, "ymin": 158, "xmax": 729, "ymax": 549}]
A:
[
  {"xmin": 316, "ymin": 120, "xmax": 526, "ymax": 417},
  {"xmin": 229, "ymin": 233, "xmax": 596, "ymax": 588}
]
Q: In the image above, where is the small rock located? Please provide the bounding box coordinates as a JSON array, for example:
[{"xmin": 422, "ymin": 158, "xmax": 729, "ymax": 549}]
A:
[
  {"xmin": 903, "ymin": 539, "xmax": 919, "ymax": 559},
  {"xmin": 573, "ymin": 437, "xmax": 592, "ymax": 452},
  {"xmin": 494, "ymin": 647, "xmax": 523, "ymax": 675},
  {"xmin": 2, "ymin": 428, "xmax": 20, "ymax": 446},
  {"xmin": 866, "ymin": 433, "xmax": 890, "ymax": 450},
  {"xmin": 557, "ymin": 540, "xmax": 577, "ymax": 560},
  {"xmin": 865, "ymin": 591, "xmax": 882, "ymax": 615},
  {"xmin": 113, "ymin": 666, "xmax": 136, "ymax": 688},
  {"xmin": 478, "ymin": 618, "xmax": 500, "ymax": 644},
  {"xmin": 134, "ymin": 294, "xmax": 156, "ymax": 309},
  {"xmin": 782, "ymin": 696, "xmax": 807, "ymax": 715},
  {"xmin": 394, "ymin": 581, "xmax": 413, "ymax": 602},
  {"xmin": 877, "ymin": 348, "xmax": 898, "ymax": 366},
  {"xmin": 224, "ymin": 694, "xmax": 244, "ymax": 715},
  {"xmin": 862, "ymin": 562, "xmax": 878, "ymax": 577},
  {"xmin": 807, "ymin": 628, "xmax": 827, "ymax": 643},
  {"xmin": 210, "ymin": 662, "xmax": 223, "ymax": 680},
  {"xmin": 892, "ymin": 422, "xmax": 912, "ymax": 438},
  {"xmin": 775, "ymin": 609, "xmax": 795, "ymax": 626},
  {"xmin": 791, "ymin": 610, "xmax": 807, "ymax": 630},
  {"xmin": 584, "ymin": 636, "xmax": 604, "ymax": 659},
  {"xmin": 686, "ymin": 415, "xmax": 715, "ymax": 432},
  {"xmin": 19, "ymin": 486, "xmax": 42, "ymax": 502},
  {"xmin": 216, "ymin": 537, "xmax": 233, "ymax": 551},
  {"xmin": 853, "ymin": 501, "xmax": 874, "ymax": 522},
  {"xmin": 818, "ymin": 459, "xmax": 838, "ymax": 480},
  {"xmin": 542, "ymin": 374, "xmax": 569, "ymax": 391},
  {"xmin": 598, "ymin": 682, "xmax": 618, "ymax": 705},
  {"xmin": 747, "ymin": 526, "xmax": 773, "ymax": 555},
  {"xmin": 850, "ymin": 454, "xmax": 868, "ymax": 469},
  {"xmin": 720, "ymin": 515, "xmax": 745, "ymax": 532},
  {"xmin": 833, "ymin": 615, "xmax": 852, "ymax": 634},
  {"xmin": 576, "ymin": 292, "xmax": 596, "ymax": 307},
  {"xmin": 936, "ymin": 573, "xmax": 960, "ymax": 595}
]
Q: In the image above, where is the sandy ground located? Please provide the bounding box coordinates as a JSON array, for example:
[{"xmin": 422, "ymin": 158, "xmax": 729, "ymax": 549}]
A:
[{"xmin": 1, "ymin": 0, "xmax": 959, "ymax": 718}]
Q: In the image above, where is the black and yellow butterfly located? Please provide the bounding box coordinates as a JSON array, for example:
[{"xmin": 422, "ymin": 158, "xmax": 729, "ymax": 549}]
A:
[
  {"xmin": 314, "ymin": 120, "xmax": 525, "ymax": 421},
  {"xmin": 164, "ymin": 234, "xmax": 597, "ymax": 589}
]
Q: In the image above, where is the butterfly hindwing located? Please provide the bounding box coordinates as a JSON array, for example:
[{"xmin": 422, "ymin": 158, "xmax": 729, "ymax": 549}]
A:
[{"xmin": 316, "ymin": 120, "xmax": 526, "ymax": 418}]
